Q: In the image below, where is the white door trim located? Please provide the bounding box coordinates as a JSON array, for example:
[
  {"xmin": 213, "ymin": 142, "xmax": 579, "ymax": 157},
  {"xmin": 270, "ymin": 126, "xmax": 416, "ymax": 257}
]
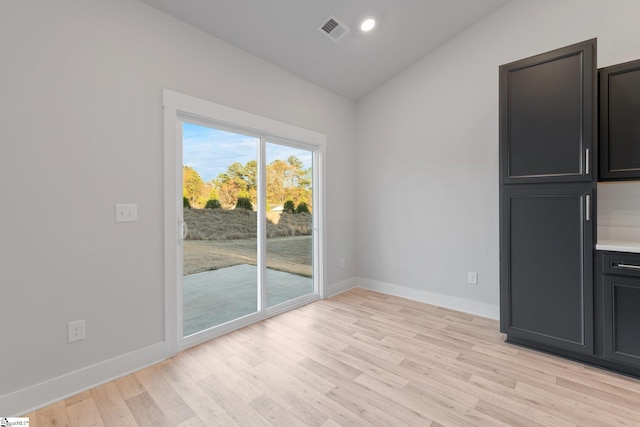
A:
[{"xmin": 163, "ymin": 89, "xmax": 327, "ymax": 358}]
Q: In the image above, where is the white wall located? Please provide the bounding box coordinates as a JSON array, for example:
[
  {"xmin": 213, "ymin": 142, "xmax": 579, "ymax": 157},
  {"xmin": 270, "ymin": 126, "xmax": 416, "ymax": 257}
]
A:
[
  {"xmin": 6, "ymin": 0, "xmax": 640, "ymax": 415},
  {"xmin": 355, "ymin": 0, "xmax": 640, "ymax": 318},
  {"xmin": 599, "ymin": 182, "xmax": 640, "ymax": 241},
  {"xmin": 0, "ymin": 0, "xmax": 356, "ymax": 414}
]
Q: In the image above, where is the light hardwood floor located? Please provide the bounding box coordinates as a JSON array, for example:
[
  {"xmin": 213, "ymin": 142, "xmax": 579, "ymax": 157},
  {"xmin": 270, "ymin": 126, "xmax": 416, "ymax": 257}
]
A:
[{"xmin": 27, "ymin": 288, "xmax": 640, "ymax": 426}]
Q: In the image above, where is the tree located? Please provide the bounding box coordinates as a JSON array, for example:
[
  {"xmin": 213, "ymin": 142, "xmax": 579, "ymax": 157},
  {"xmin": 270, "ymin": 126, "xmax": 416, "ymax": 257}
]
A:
[
  {"xmin": 200, "ymin": 183, "xmax": 217, "ymax": 202},
  {"xmin": 283, "ymin": 200, "xmax": 295, "ymax": 213},
  {"xmin": 214, "ymin": 161, "xmax": 258, "ymax": 208},
  {"xmin": 296, "ymin": 201, "xmax": 310, "ymax": 214},
  {"xmin": 264, "ymin": 156, "xmax": 314, "ymax": 209},
  {"xmin": 300, "ymin": 167, "xmax": 312, "ymax": 191},
  {"xmin": 206, "ymin": 187, "xmax": 220, "ymax": 202},
  {"xmin": 266, "ymin": 159, "xmax": 289, "ymax": 206},
  {"xmin": 205, "ymin": 199, "xmax": 221, "ymax": 209},
  {"xmin": 235, "ymin": 197, "xmax": 253, "ymax": 210},
  {"xmin": 287, "ymin": 156, "xmax": 312, "ymax": 189},
  {"xmin": 210, "ymin": 157, "xmax": 312, "ymax": 210},
  {"xmin": 183, "ymin": 166, "xmax": 204, "ymax": 206},
  {"xmin": 244, "ymin": 160, "xmax": 258, "ymax": 191}
]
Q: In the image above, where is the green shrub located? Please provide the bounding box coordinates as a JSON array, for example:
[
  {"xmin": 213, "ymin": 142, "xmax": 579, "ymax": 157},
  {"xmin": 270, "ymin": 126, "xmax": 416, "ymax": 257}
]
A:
[
  {"xmin": 296, "ymin": 202, "xmax": 310, "ymax": 214},
  {"xmin": 283, "ymin": 200, "xmax": 295, "ymax": 214},
  {"xmin": 205, "ymin": 199, "xmax": 221, "ymax": 209},
  {"xmin": 235, "ymin": 197, "xmax": 253, "ymax": 210},
  {"xmin": 183, "ymin": 197, "xmax": 191, "ymax": 209}
]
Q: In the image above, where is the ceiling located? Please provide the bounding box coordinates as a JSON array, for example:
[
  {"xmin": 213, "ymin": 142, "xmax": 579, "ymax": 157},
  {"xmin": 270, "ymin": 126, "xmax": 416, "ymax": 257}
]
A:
[{"xmin": 140, "ymin": 0, "xmax": 510, "ymax": 100}]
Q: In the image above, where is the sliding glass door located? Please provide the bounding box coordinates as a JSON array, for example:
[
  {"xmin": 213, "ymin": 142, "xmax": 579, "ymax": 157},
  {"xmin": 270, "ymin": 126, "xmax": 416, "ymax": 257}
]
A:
[{"xmin": 179, "ymin": 122, "xmax": 319, "ymax": 341}]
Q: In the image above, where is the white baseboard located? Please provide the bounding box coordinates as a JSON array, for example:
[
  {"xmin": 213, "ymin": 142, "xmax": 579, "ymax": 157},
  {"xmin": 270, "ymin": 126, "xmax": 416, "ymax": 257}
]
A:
[
  {"xmin": 0, "ymin": 342, "xmax": 165, "ymax": 416},
  {"xmin": 327, "ymin": 277, "xmax": 358, "ymax": 297},
  {"xmin": 356, "ymin": 277, "xmax": 499, "ymax": 320}
]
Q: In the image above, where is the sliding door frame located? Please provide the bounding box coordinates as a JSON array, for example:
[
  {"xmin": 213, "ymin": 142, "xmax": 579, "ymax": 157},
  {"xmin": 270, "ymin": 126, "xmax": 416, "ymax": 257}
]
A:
[{"xmin": 163, "ymin": 89, "xmax": 326, "ymax": 357}]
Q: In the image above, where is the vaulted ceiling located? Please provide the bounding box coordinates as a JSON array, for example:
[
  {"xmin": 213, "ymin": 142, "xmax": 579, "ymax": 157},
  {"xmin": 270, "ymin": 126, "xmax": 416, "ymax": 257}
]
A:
[{"xmin": 140, "ymin": 0, "xmax": 510, "ymax": 99}]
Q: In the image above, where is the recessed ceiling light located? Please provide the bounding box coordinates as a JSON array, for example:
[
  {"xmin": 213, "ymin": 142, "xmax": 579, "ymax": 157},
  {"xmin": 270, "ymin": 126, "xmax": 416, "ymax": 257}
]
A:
[{"xmin": 360, "ymin": 16, "xmax": 376, "ymax": 32}]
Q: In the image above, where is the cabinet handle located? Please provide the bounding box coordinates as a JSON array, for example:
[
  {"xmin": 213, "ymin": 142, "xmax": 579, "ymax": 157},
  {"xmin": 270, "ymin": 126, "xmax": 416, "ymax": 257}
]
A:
[
  {"xmin": 585, "ymin": 195, "xmax": 591, "ymax": 221},
  {"xmin": 585, "ymin": 148, "xmax": 590, "ymax": 175},
  {"xmin": 616, "ymin": 263, "xmax": 640, "ymax": 271}
]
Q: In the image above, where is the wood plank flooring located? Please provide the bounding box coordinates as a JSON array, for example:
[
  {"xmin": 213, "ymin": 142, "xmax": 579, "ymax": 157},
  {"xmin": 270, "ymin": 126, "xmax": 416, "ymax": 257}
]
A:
[{"xmin": 26, "ymin": 288, "xmax": 640, "ymax": 426}]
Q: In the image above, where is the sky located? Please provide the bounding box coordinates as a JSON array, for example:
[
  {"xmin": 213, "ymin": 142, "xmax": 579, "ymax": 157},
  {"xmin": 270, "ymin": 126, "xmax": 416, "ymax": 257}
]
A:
[{"xmin": 183, "ymin": 122, "xmax": 313, "ymax": 182}]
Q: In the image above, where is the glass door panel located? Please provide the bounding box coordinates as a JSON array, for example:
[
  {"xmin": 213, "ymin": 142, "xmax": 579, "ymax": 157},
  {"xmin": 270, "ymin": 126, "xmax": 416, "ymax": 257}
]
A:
[
  {"xmin": 265, "ymin": 142, "xmax": 314, "ymax": 307},
  {"xmin": 182, "ymin": 122, "xmax": 259, "ymax": 336}
]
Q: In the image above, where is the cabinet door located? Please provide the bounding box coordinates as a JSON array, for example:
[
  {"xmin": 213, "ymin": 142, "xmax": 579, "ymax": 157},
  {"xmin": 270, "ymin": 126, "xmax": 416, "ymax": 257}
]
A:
[
  {"xmin": 500, "ymin": 184, "xmax": 594, "ymax": 353},
  {"xmin": 599, "ymin": 59, "xmax": 640, "ymax": 181},
  {"xmin": 500, "ymin": 39, "xmax": 596, "ymax": 184},
  {"xmin": 603, "ymin": 275, "xmax": 640, "ymax": 367}
]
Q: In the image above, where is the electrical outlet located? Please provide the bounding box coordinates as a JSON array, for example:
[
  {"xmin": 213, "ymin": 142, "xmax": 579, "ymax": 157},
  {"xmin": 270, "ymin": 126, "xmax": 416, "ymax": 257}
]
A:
[
  {"xmin": 340, "ymin": 258, "xmax": 346, "ymax": 269},
  {"xmin": 68, "ymin": 320, "xmax": 86, "ymax": 343},
  {"xmin": 468, "ymin": 271, "xmax": 478, "ymax": 285}
]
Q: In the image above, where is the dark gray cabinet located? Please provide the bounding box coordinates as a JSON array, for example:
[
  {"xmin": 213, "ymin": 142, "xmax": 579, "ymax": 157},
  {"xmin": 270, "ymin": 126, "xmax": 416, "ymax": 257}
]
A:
[
  {"xmin": 601, "ymin": 252, "xmax": 640, "ymax": 368},
  {"xmin": 599, "ymin": 59, "xmax": 640, "ymax": 180},
  {"xmin": 501, "ymin": 185, "xmax": 594, "ymax": 353},
  {"xmin": 499, "ymin": 39, "xmax": 640, "ymax": 377},
  {"xmin": 500, "ymin": 39, "xmax": 595, "ymax": 184},
  {"xmin": 499, "ymin": 39, "xmax": 597, "ymax": 355}
]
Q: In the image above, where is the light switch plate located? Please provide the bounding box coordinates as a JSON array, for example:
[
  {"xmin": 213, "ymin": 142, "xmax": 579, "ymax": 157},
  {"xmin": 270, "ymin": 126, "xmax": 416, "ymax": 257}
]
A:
[{"xmin": 115, "ymin": 204, "xmax": 137, "ymax": 223}]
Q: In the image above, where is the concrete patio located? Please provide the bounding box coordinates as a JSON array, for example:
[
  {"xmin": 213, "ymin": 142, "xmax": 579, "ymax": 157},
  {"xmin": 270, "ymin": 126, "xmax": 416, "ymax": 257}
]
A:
[{"xmin": 183, "ymin": 264, "xmax": 313, "ymax": 336}]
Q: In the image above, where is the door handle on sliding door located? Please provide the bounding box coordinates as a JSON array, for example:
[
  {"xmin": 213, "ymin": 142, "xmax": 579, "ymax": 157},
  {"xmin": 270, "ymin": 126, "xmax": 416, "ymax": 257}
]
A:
[{"xmin": 178, "ymin": 219, "xmax": 188, "ymax": 241}]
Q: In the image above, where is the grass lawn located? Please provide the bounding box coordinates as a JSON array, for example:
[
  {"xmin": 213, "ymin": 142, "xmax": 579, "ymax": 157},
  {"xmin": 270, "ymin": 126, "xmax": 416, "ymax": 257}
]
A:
[
  {"xmin": 183, "ymin": 208, "xmax": 312, "ymax": 276},
  {"xmin": 183, "ymin": 236, "xmax": 312, "ymax": 276}
]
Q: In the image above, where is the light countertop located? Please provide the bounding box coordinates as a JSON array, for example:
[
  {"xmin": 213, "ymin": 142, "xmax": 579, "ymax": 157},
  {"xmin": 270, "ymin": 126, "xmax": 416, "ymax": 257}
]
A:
[{"xmin": 596, "ymin": 240, "xmax": 640, "ymax": 254}]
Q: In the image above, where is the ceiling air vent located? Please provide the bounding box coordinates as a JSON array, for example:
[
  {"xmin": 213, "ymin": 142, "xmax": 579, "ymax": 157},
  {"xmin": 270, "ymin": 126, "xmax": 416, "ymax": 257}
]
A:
[{"xmin": 319, "ymin": 15, "xmax": 350, "ymax": 42}]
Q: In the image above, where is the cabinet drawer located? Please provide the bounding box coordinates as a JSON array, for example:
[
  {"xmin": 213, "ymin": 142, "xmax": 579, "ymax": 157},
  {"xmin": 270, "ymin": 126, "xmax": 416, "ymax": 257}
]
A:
[
  {"xmin": 602, "ymin": 253, "xmax": 640, "ymax": 277},
  {"xmin": 603, "ymin": 276, "xmax": 640, "ymax": 367}
]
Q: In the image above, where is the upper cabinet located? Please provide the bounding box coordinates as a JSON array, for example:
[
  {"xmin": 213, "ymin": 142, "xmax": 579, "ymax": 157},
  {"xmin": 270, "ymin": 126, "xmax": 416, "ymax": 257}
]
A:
[
  {"xmin": 599, "ymin": 59, "xmax": 640, "ymax": 181},
  {"xmin": 500, "ymin": 39, "xmax": 596, "ymax": 184}
]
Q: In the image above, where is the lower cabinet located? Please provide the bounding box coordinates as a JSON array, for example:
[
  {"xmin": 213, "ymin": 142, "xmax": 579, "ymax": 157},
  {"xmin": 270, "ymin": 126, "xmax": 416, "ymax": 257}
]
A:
[
  {"xmin": 601, "ymin": 252, "xmax": 640, "ymax": 368},
  {"xmin": 500, "ymin": 190, "xmax": 640, "ymax": 377},
  {"xmin": 500, "ymin": 184, "xmax": 594, "ymax": 354}
]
